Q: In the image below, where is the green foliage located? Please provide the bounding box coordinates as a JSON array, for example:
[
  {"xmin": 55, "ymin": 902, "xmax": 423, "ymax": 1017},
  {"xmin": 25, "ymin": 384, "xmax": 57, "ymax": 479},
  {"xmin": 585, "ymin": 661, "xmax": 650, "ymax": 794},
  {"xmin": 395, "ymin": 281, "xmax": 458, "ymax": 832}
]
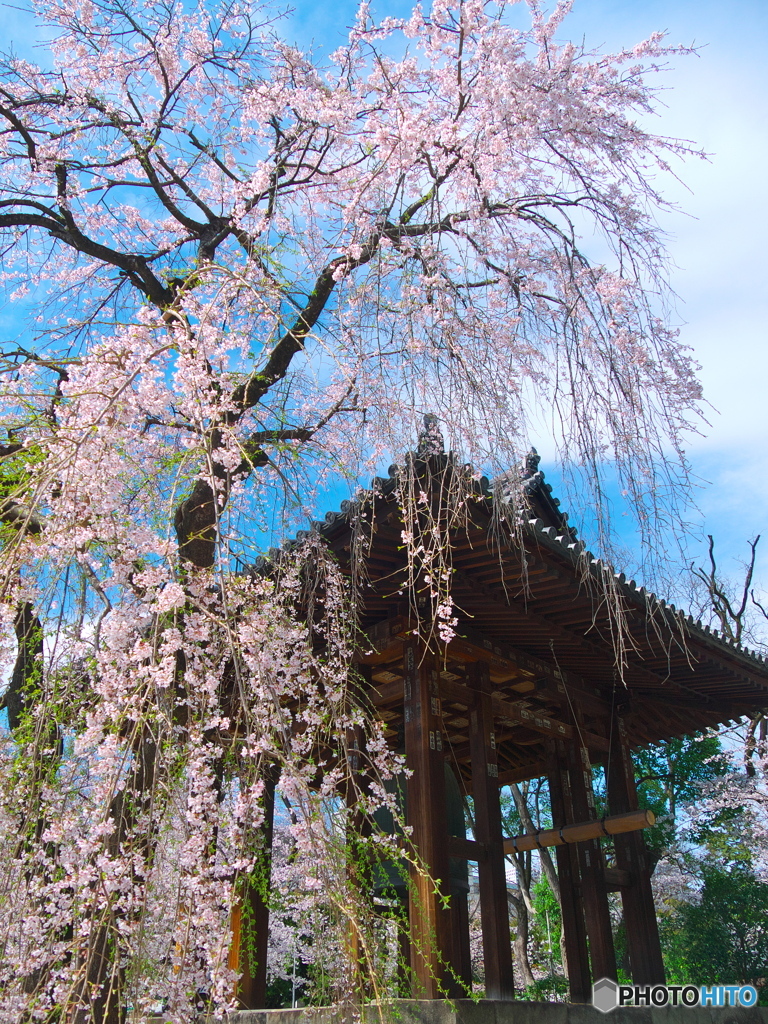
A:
[
  {"xmin": 0, "ymin": 441, "xmax": 45, "ymax": 496},
  {"xmin": 692, "ymin": 805, "xmax": 756, "ymax": 867},
  {"xmin": 265, "ymin": 975, "xmax": 295, "ymax": 1009},
  {"xmin": 524, "ymin": 974, "xmax": 569, "ymax": 1002},
  {"xmin": 0, "ymin": 441, "xmax": 45, "ymax": 544},
  {"xmin": 661, "ymin": 864, "xmax": 768, "ymax": 999},
  {"xmin": 632, "ymin": 734, "xmax": 729, "ymax": 864},
  {"xmin": 530, "ymin": 876, "xmax": 562, "ymax": 969},
  {"xmin": 612, "ymin": 921, "xmax": 633, "ymax": 984},
  {"xmin": 498, "ymin": 789, "xmax": 522, "ymax": 836}
]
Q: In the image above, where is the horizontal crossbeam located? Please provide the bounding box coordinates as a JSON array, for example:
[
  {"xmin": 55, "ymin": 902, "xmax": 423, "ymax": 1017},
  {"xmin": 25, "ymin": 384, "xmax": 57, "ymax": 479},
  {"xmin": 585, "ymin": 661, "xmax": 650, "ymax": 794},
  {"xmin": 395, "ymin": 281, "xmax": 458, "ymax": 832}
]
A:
[{"xmin": 503, "ymin": 808, "xmax": 655, "ymax": 854}]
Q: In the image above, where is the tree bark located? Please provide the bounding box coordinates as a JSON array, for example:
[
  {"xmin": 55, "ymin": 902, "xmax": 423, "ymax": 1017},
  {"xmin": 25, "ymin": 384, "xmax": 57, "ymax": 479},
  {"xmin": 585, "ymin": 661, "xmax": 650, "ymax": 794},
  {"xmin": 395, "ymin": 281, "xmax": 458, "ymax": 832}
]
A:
[
  {"xmin": 507, "ymin": 892, "xmax": 535, "ymax": 990},
  {"xmin": 510, "ymin": 783, "xmax": 560, "ymax": 902}
]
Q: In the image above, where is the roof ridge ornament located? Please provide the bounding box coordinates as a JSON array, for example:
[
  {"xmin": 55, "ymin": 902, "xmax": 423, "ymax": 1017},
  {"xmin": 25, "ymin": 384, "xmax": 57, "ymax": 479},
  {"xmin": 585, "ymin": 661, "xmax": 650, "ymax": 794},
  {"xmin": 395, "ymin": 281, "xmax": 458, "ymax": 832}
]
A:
[
  {"xmin": 523, "ymin": 446, "xmax": 541, "ymax": 479},
  {"xmin": 416, "ymin": 413, "xmax": 445, "ymax": 458}
]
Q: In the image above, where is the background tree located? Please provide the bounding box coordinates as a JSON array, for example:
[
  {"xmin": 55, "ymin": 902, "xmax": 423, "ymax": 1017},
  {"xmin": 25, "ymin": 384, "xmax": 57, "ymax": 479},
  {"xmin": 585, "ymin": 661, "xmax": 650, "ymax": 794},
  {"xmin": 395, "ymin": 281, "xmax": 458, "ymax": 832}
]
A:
[
  {"xmin": 635, "ymin": 543, "xmax": 768, "ymax": 987},
  {"xmin": 0, "ymin": 0, "xmax": 709, "ymax": 1018},
  {"xmin": 687, "ymin": 536, "xmax": 768, "ymax": 777},
  {"xmin": 662, "ymin": 864, "xmax": 768, "ymax": 1000},
  {"xmin": 633, "ymin": 734, "xmax": 732, "ymax": 870},
  {"xmin": 503, "ymin": 780, "xmax": 568, "ymax": 999}
]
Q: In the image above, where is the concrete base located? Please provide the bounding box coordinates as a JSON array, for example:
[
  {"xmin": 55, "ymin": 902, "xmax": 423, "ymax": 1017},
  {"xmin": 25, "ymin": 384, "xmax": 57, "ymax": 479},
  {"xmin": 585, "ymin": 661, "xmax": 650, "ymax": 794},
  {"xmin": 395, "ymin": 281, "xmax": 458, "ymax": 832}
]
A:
[{"xmin": 225, "ymin": 1001, "xmax": 768, "ymax": 1024}]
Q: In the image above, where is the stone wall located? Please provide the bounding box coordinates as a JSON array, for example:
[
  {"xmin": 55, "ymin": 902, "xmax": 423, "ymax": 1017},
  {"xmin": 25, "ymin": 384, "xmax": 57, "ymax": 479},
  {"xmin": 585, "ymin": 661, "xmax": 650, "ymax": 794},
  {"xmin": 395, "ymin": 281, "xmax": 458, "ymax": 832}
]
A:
[{"xmin": 222, "ymin": 999, "xmax": 768, "ymax": 1024}]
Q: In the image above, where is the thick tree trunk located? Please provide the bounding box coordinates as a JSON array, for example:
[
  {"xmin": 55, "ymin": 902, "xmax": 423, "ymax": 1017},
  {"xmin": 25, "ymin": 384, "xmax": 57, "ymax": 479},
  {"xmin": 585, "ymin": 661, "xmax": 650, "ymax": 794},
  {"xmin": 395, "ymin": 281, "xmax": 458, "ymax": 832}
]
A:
[
  {"xmin": 174, "ymin": 478, "xmax": 219, "ymax": 568},
  {"xmin": 510, "ymin": 783, "xmax": 561, "ymax": 902},
  {"xmin": 507, "ymin": 892, "xmax": 535, "ymax": 990},
  {"xmin": 6, "ymin": 602, "xmax": 43, "ymax": 732},
  {"xmin": 510, "ymin": 781, "xmax": 571, "ymax": 983}
]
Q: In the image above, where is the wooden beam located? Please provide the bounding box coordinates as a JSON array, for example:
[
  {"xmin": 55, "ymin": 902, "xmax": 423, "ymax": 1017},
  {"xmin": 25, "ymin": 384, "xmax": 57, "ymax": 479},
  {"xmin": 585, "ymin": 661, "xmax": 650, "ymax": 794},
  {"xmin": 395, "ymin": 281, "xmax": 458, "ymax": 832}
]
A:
[
  {"xmin": 403, "ymin": 639, "xmax": 454, "ymax": 999},
  {"xmin": 447, "ymin": 835, "xmax": 487, "ymax": 862},
  {"xmin": 503, "ymin": 809, "xmax": 655, "ymax": 854},
  {"xmin": 468, "ymin": 661, "xmax": 516, "ymax": 1001},
  {"xmin": 533, "ymin": 677, "xmax": 611, "ymax": 716},
  {"xmin": 452, "ymin": 572, "xmax": 734, "ymax": 702},
  {"xmin": 231, "ymin": 766, "xmax": 277, "ymax": 1009},
  {"xmin": 452, "ymin": 620, "xmax": 606, "ymax": 702},
  {"xmin": 360, "ymin": 611, "xmax": 768, "ymax": 733},
  {"xmin": 547, "ymin": 739, "xmax": 591, "ymax": 1003},
  {"xmin": 359, "ymin": 619, "xmax": 637, "ymax": 755},
  {"xmin": 368, "ymin": 678, "xmax": 403, "ymax": 706},
  {"xmin": 451, "ymin": 886, "xmax": 473, "ymax": 994},
  {"xmin": 452, "ymin": 571, "xmax": 621, "ymax": 679},
  {"xmin": 438, "ymin": 673, "xmax": 609, "ymax": 751},
  {"xmin": 494, "ymin": 696, "xmax": 578, "ymax": 744},
  {"xmin": 361, "ymin": 614, "xmax": 605, "ymax": 706},
  {"xmin": 497, "ymin": 761, "xmax": 548, "ymax": 786},
  {"xmin": 566, "ymin": 740, "xmax": 617, "ymax": 983},
  {"xmin": 630, "ymin": 686, "xmax": 745, "ymax": 719},
  {"xmin": 604, "ymin": 867, "xmax": 632, "ymax": 891},
  {"xmin": 698, "ymin": 652, "xmax": 768, "ymax": 694},
  {"xmin": 607, "ymin": 716, "xmax": 666, "ymax": 985}
]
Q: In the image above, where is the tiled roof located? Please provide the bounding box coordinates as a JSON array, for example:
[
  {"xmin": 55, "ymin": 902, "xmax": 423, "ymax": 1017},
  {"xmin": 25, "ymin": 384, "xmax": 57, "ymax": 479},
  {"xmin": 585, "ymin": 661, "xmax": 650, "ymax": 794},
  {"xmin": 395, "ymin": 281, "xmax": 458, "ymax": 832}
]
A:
[{"xmin": 253, "ymin": 439, "xmax": 767, "ymax": 677}]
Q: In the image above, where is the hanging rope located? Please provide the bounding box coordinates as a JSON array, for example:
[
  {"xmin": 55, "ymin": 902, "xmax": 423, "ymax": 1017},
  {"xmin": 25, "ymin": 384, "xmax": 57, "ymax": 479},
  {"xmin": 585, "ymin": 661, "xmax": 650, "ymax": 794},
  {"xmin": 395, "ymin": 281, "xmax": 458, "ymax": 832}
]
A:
[
  {"xmin": 605, "ymin": 669, "xmax": 618, "ymax": 815},
  {"xmin": 549, "ymin": 639, "xmax": 587, "ymax": 753}
]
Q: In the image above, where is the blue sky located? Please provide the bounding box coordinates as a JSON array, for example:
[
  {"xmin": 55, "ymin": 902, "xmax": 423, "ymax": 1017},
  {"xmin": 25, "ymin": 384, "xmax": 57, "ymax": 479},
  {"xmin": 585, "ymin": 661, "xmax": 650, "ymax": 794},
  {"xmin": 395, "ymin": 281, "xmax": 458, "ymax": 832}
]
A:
[
  {"xmin": 3, "ymin": 0, "xmax": 767, "ymax": 599},
  {"xmin": 281, "ymin": 0, "xmax": 768, "ymax": 593},
  {"xmin": 563, "ymin": 1, "xmax": 768, "ymax": 595},
  {"xmin": 178, "ymin": 0, "xmax": 764, "ymax": 594},
  {"xmin": 554, "ymin": 1, "xmax": 768, "ymax": 576}
]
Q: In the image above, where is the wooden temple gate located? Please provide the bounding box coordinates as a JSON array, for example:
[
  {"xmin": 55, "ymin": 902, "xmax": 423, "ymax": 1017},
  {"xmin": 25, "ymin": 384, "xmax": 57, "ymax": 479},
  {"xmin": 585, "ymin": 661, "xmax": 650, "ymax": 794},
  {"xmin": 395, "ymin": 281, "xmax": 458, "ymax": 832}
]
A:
[
  {"xmin": 231, "ymin": 438, "xmax": 768, "ymax": 1005},
  {"xmin": 351, "ymin": 619, "xmax": 665, "ymax": 1001}
]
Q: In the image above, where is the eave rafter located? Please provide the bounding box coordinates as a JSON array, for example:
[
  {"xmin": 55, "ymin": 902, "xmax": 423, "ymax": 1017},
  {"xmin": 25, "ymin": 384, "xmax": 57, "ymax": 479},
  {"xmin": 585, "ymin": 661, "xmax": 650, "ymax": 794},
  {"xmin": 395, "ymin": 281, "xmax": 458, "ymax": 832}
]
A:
[{"xmin": 271, "ymin": 452, "xmax": 768, "ymax": 773}]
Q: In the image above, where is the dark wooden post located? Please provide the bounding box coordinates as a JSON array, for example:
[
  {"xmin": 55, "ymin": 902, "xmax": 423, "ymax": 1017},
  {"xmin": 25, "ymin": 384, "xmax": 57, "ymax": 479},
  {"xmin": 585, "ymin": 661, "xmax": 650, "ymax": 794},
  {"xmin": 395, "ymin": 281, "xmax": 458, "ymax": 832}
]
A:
[
  {"xmin": 233, "ymin": 765, "xmax": 277, "ymax": 1008},
  {"xmin": 607, "ymin": 716, "xmax": 666, "ymax": 984},
  {"xmin": 444, "ymin": 760, "xmax": 472, "ymax": 994},
  {"xmin": 468, "ymin": 661, "xmax": 515, "ymax": 1000},
  {"xmin": 566, "ymin": 740, "xmax": 618, "ymax": 983},
  {"xmin": 547, "ymin": 739, "xmax": 591, "ymax": 1003},
  {"xmin": 403, "ymin": 638, "xmax": 454, "ymax": 997},
  {"xmin": 450, "ymin": 890, "xmax": 472, "ymax": 992}
]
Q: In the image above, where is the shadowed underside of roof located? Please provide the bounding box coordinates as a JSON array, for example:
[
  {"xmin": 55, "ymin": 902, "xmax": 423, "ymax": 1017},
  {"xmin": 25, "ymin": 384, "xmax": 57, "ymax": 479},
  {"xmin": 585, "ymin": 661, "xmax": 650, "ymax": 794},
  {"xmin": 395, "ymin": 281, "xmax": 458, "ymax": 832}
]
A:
[{"xmin": 254, "ymin": 439, "xmax": 768, "ymax": 779}]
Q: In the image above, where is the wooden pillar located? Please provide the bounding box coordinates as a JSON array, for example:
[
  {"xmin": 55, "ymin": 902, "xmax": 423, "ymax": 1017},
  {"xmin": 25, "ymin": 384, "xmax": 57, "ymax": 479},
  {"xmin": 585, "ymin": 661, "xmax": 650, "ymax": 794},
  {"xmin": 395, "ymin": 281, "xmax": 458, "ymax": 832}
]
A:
[
  {"xmin": 444, "ymin": 759, "xmax": 472, "ymax": 995},
  {"xmin": 607, "ymin": 717, "xmax": 666, "ymax": 985},
  {"xmin": 468, "ymin": 661, "xmax": 515, "ymax": 1000},
  {"xmin": 566, "ymin": 740, "xmax": 617, "ymax": 983},
  {"xmin": 450, "ymin": 891, "xmax": 472, "ymax": 992},
  {"xmin": 403, "ymin": 639, "xmax": 453, "ymax": 998},
  {"xmin": 547, "ymin": 739, "xmax": 591, "ymax": 1003},
  {"xmin": 232, "ymin": 765, "xmax": 277, "ymax": 1008}
]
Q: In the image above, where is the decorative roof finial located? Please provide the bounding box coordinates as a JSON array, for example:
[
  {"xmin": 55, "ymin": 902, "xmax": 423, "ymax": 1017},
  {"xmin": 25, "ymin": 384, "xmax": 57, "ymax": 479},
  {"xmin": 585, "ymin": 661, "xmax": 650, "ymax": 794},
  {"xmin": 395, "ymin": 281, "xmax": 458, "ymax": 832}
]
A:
[
  {"xmin": 523, "ymin": 447, "xmax": 541, "ymax": 477},
  {"xmin": 417, "ymin": 413, "xmax": 445, "ymax": 457}
]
